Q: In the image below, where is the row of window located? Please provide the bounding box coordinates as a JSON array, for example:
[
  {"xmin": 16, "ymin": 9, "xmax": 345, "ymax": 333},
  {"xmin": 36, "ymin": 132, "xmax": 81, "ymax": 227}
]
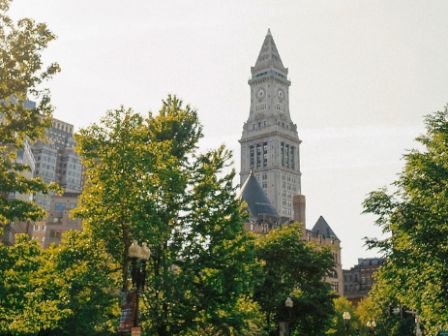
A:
[
  {"xmin": 255, "ymin": 104, "xmax": 266, "ymax": 112},
  {"xmin": 49, "ymin": 230, "xmax": 61, "ymax": 239},
  {"xmin": 249, "ymin": 143, "xmax": 297, "ymax": 170},
  {"xmin": 249, "ymin": 142, "xmax": 268, "ymax": 169},
  {"xmin": 331, "ymin": 283, "xmax": 339, "ymax": 292},
  {"xmin": 37, "ymin": 155, "xmax": 56, "ymax": 163},
  {"xmin": 281, "ymin": 142, "xmax": 295, "ymax": 169},
  {"xmin": 38, "ymin": 163, "xmax": 55, "ymax": 171},
  {"xmin": 281, "ymin": 208, "xmax": 292, "ymax": 216},
  {"xmin": 282, "ymin": 198, "xmax": 292, "ymax": 208},
  {"xmin": 51, "ymin": 122, "xmax": 73, "ymax": 133},
  {"xmin": 36, "ymin": 170, "xmax": 55, "ymax": 179},
  {"xmin": 250, "ymin": 120, "xmax": 294, "ymax": 131},
  {"xmin": 329, "ymin": 270, "xmax": 338, "ymax": 279},
  {"xmin": 33, "ymin": 224, "xmax": 46, "ymax": 232},
  {"xmin": 282, "ymin": 182, "xmax": 297, "ymax": 192},
  {"xmin": 252, "ymin": 120, "xmax": 267, "ymax": 130}
]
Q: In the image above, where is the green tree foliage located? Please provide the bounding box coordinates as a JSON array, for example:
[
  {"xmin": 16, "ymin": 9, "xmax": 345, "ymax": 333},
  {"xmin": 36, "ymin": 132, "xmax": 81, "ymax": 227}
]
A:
[
  {"xmin": 0, "ymin": 0, "xmax": 60, "ymax": 226},
  {"xmin": 0, "ymin": 235, "xmax": 63, "ymax": 334},
  {"xmin": 254, "ymin": 223, "xmax": 335, "ymax": 336},
  {"xmin": 355, "ymin": 276, "xmax": 414, "ymax": 336},
  {"xmin": 47, "ymin": 231, "xmax": 119, "ymax": 336},
  {"xmin": 0, "ymin": 232, "xmax": 117, "ymax": 335},
  {"xmin": 75, "ymin": 96, "xmax": 263, "ymax": 335},
  {"xmin": 326, "ymin": 296, "xmax": 360, "ymax": 336},
  {"xmin": 362, "ymin": 106, "xmax": 448, "ymax": 334}
]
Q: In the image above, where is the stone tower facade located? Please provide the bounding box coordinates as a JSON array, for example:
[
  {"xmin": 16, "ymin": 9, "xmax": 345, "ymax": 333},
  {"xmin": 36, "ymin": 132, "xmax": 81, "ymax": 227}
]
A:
[{"xmin": 240, "ymin": 29, "xmax": 302, "ymax": 219}]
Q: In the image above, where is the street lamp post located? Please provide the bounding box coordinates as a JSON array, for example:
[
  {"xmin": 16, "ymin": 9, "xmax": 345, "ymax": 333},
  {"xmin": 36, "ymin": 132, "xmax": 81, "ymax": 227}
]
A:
[
  {"xmin": 284, "ymin": 296, "xmax": 294, "ymax": 336},
  {"xmin": 120, "ymin": 240, "xmax": 151, "ymax": 335},
  {"xmin": 414, "ymin": 315, "xmax": 422, "ymax": 336},
  {"xmin": 391, "ymin": 306, "xmax": 423, "ymax": 336},
  {"xmin": 342, "ymin": 311, "xmax": 351, "ymax": 336},
  {"xmin": 279, "ymin": 296, "xmax": 294, "ymax": 336},
  {"xmin": 367, "ymin": 320, "xmax": 376, "ymax": 336}
]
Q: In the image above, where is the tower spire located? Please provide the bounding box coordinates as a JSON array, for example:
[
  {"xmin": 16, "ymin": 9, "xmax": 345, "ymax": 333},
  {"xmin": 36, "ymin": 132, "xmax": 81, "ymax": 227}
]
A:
[{"xmin": 253, "ymin": 28, "xmax": 286, "ymax": 73}]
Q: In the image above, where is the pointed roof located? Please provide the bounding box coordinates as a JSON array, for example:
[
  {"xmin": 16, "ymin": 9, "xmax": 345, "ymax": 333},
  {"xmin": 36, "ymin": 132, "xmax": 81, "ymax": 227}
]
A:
[
  {"xmin": 253, "ymin": 29, "xmax": 286, "ymax": 72},
  {"xmin": 238, "ymin": 172, "xmax": 278, "ymax": 218},
  {"xmin": 311, "ymin": 216, "xmax": 340, "ymax": 241}
]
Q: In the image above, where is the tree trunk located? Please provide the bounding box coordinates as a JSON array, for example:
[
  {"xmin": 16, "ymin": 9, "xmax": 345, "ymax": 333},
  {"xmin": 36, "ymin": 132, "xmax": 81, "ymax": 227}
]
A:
[{"xmin": 122, "ymin": 223, "xmax": 130, "ymax": 292}]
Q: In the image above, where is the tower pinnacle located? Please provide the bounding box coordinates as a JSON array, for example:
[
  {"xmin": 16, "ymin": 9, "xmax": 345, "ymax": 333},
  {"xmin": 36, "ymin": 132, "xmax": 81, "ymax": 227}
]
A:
[{"xmin": 253, "ymin": 28, "xmax": 286, "ymax": 73}]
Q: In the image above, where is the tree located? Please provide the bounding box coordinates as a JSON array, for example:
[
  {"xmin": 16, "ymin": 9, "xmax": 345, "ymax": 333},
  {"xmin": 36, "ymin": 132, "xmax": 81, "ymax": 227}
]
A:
[
  {"xmin": 47, "ymin": 230, "xmax": 119, "ymax": 336},
  {"xmin": 355, "ymin": 274, "xmax": 414, "ymax": 336},
  {"xmin": 254, "ymin": 223, "xmax": 335, "ymax": 336},
  {"xmin": 0, "ymin": 232, "xmax": 119, "ymax": 336},
  {"xmin": 326, "ymin": 296, "xmax": 359, "ymax": 336},
  {"xmin": 362, "ymin": 105, "xmax": 448, "ymax": 334},
  {"xmin": 0, "ymin": 235, "xmax": 64, "ymax": 335},
  {"xmin": 0, "ymin": 0, "xmax": 60, "ymax": 228},
  {"xmin": 74, "ymin": 96, "xmax": 263, "ymax": 335}
]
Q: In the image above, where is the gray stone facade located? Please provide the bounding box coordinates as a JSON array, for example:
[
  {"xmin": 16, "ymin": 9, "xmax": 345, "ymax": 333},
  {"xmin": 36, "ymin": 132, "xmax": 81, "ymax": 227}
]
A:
[{"xmin": 240, "ymin": 29, "xmax": 302, "ymax": 219}]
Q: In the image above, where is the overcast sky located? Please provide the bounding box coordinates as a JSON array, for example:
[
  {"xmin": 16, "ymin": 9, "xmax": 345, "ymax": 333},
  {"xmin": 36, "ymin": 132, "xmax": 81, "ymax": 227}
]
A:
[{"xmin": 10, "ymin": 0, "xmax": 448, "ymax": 267}]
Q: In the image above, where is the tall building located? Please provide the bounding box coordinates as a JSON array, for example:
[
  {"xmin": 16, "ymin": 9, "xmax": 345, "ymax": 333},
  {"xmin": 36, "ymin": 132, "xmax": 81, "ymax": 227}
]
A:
[
  {"xmin": 240, "ymin": 29, "xmax": 302, "ymax": 219},
  {"xmin": 32, "ymin": 118, "xmax": 82, "ymax": 209},
  {"xmin": 239, "ymin": 30, "xmax": 344, "ymax": 295},
  {"xmin": 29, "ymin": 118, "xmax": 83, "ymax": 247},
  {"xmin": 2, "ymin": 139, "xmax": 36, "ymax": 245}
]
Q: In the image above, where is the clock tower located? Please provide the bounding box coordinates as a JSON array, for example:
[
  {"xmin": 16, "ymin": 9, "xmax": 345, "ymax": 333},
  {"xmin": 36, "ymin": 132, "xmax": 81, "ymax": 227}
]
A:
[{"xmin": 240, "ymin": 29, "xmax": 302, "ymax": 219}]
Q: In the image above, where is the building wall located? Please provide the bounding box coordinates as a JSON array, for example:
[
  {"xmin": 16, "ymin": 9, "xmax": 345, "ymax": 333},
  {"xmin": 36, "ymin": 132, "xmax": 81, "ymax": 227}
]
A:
[
  {"xmin": 31, "ymin": 193, "xmax": 81, "ymax": 247},
  {"xmin": 32, "ymin": 118, "xmax": 83, "ymax": 210},
  {"xmin": 305, "ymin": 230, "xmax": 344, "ymax": 296},
  {"xmin": 27, "ymin": 118, "xmax": 84, "ymax": 247},
  {"xmin": 343, "ymin": 258, "xmax": 385, "ymax": 305},
  {"xmin": 3, "ymin": 139, "xmax": 36, "ymax": 245}
]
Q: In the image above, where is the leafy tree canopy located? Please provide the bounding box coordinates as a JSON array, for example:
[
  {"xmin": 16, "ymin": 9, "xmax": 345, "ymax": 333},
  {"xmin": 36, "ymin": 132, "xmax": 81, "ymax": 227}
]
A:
[
  {"xmin": 363, "ymin": 105, "xmax": 448, "ymax": 334},
  {"xmin": 0, "ymin": 0, "xmax": 60, "ymax": 226},
  {"xmin": 0, "ymin": 232, "xmax": 117, "ymax": 336},
  {"xmin": 75, "ymin": 96, "xmax": 263, "ymax": 335},
  {"xmin": 254, "ymin": 223, "xmax": 335, "ymax": 336}
]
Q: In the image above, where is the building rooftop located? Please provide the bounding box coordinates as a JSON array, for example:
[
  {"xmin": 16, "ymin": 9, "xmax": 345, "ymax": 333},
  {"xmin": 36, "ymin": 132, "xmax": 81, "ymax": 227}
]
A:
[
  {"xmin": 238, "ymin": 171, "xmax": 278, "ymax": 219},
  {"xmin": 311, "ymin": 216, "xmax": 340, "ymax": 241},
  {"xmin": 253, "ymin": 28, "xmax": 287, "ymax": 73}
]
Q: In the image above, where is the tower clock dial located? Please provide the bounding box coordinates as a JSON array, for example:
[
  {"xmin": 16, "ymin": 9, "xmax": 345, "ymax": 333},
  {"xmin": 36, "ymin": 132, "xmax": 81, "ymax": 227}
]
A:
[{"xmin": 257, "ymin": 88, "xmax": 265, "ymax": 100}]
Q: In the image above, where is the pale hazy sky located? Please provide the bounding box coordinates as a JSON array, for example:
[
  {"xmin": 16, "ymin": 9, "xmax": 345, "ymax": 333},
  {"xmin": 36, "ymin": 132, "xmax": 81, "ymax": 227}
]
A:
[{"xmin": 10, "ymin": 0, "xmax": 448, "ymax": 267}]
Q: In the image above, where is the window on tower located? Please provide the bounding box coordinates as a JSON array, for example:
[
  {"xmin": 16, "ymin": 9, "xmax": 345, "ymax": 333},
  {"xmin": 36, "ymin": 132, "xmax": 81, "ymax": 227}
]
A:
[
  {"xmin": 291, "ymin": 146, "xmax": 295, "ymax": 170},
  {"xmin": 249, "ymin": 145, "xmax": 254, "ymax": 169},
  {"xmin": 285, "ymin": 144, "xmax": 290, "ymax": 168},
  {"xmin": 256, "ymin": 144, "xmax": 262, "ymax": 168},
  {"xmin": 281, "ymin": 142, "xmax": 285, "ymax": 166},
  {"xmin": 263, "ymin": 142, "xmax": 268, "ymax": 167}
]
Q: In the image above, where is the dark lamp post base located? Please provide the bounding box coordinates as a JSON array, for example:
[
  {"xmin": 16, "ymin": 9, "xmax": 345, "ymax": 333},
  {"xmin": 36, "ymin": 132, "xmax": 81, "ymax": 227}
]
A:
[{"xmin": 131, "ymin": 327, "xmax": 141, "ymax": 336}]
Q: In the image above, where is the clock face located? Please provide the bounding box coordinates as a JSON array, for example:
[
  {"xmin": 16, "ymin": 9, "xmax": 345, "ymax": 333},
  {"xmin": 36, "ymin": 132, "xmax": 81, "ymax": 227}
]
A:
[
  {"xmin": 277, "ymin": 89, "xmax": 285, "ymax": 100},
  {"xmin": 257, "ymin": 88, "xmax": 265, "ymax": 100}
]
